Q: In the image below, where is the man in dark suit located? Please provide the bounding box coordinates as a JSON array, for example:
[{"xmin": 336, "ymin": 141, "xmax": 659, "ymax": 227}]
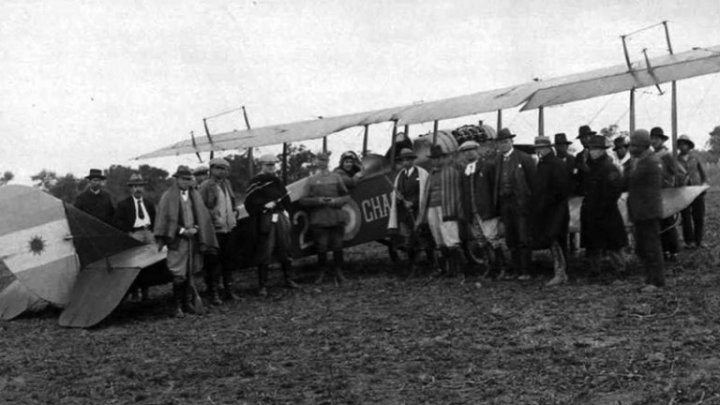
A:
[
  {"xmin": 114, "ymin": 173, "xmax": 157, "ymax": 301},
  {"xmin": 580, "ymin": 135, "xmax": 627, "ymax": 281},
  {"xmin": 74, "ymin": 168, "xmax": 115, "ymax": 224},
  {"xmin": 650, "ymin": 126, "xmax": 682, "ymax": 262},
  {"xmin": 573, "ymin": 125, "xmax": 595, "ymax": 196},
  {"xmin": 494, "ymin": 128, "xmax": 536, "ymax": 280},
  {"xmin": 627, "ymin": 129, "xmax": 665, "ymax": 292},
  {"xmin": 532, "ymin": 136, "xmax": 571, "ymax": 286}
]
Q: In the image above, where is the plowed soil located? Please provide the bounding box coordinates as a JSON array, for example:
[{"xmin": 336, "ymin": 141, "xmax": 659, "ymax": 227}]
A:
[{"xmin": 2, "ymin": 191, "xmax": 720, "ymax": 404}]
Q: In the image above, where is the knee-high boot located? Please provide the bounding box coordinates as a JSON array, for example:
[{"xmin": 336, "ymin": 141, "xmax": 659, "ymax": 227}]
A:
[
  {"xmin": 222, "ymin": 269, "xmax": 239, "ymax": 301},
  {"xmin": 481, "ymin": 244, "xmax": 496, "ymax": 278},
  {"xmin": 315, "ymin": 252, "xmax": 328, "ymax": 284},
  {"xmin": 171, "ymin": 281, "xmax": 185, "ymax": 318},
  {"xmin": 333, "ymin": 250, "xmax": 347, "ymax": 285},
  {"xmin": 257, "ymin": 264, "xmax": 269, "ymax": 296},
  {"xmin": 282, "ymin": 261, "xmax": 299, "ymax": 289},
  {"xmin": 546, "ymin": 241, "xmax": 568, "ymax": 286},
  {"xmin": 206, "ymin": 265, "xmax": 222, "ymax": 305}
]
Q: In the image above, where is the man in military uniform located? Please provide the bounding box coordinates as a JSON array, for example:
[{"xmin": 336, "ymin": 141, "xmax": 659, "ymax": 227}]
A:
[
  {"xmin": 154, "ymin": 166, "xmax": 218, "ymax": 318},
  {"xmin": 299, "ymin": 153, "xmax": 350, "ymax": 285},
  {"xmin": 75, "ymin": 168, "xmax": 115, "ymax": 224},
  {"xmin": 627, "ymin": 129, "xmax": 665, "ymax": 291},
  {"xmin": 650, "ymin": 127, "xmax": 682, "ymax": 261},
  {"xmin": 244, "ymin": 154, "xmax": 298, "ymax": 296},
  {"xmin": 114, "ymin": 173, "xmax": 156, "ymax": 301},
  {"xmin": 388, "ymin": 148, "xmax": 429, "ymax": 277},
  {"xmin": 494, "ymin": 128, "xmax": 536, "ymax": 280},
  {"xmin": 198, "ymin": 158, "xmax": 239, "ymax": 304},
  {"xmin": 580, "ymin": 135, "xmax": 627, "ymax": 281}
]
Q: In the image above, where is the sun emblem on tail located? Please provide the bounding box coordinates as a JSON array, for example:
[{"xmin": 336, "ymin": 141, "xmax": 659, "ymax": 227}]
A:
[{"xmin": 28, "ymin": 235, "xmax": 46, "ymax": 255}]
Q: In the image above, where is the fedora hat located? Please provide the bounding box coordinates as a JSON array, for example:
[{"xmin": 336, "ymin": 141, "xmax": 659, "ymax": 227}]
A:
[
  {"xmin": 677, "ymin": 134, "xmax": 695, "ymax": 149},
  {"xmin": 587, "ymin": 135, "xmax": 610, "ymax": 150},
  {"xmin": 127, "ymin": 173, "xmax": 147, "ymax": 186},
  {"xmin": 496, "ymin": 128, "xmax": 516, "ymax": 141},
  {"xmin": 85, "ymin": 168, "xmax": 106, "ymax": 180},
  {"xmin": 533, "ymin": 136, "xmax": 553, "ymax": 148},
  {"xmin": 630, "ymin": 129, "xmax": 651, "ymax": 148},
  {"xmin": 554, "ymin": 133, "xmax": 572, "ymax": 145},
  {"xmin": 577, "ymin": 125, "xmax": 596, "ymax": 139},
  {"xmin": 397, "ymin": 148, "xmax": 417, "ymax": 160},
  {"xmin": 172, "ymin": 165, "xmax": 193, "ymax": 179},
  {"xmin": 612, "ymin": 136, "xmax": 629, "ymax": 151},
  {"xmin": 650, "ymin": 126, "xmax": 668, "ymax": 141},
  {"xmin": 428, "ymin": 144, "xmax": 446, "ymax": 159}
]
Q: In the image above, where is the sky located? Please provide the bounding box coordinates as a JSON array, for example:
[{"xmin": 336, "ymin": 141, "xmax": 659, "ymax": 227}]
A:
[{"xmin": 2, "ymin": 0, "xmax": 720, "ymax": 185}]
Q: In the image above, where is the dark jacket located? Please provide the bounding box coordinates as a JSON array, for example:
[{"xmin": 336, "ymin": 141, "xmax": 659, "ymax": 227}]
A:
[
  {"xmin": 678, "ymin": 152, "xmax": 706, "ymax": 186},
  {"xmin": 244, "ymin": 173, "xmax": 292, "ymax": 234},
  {"xmin": 299, "ymin": 171, "xmax": 350, "ymax": 227},
  {"xmin": 556, "ymin": 151, "xmax": 576, "ymax": 196},
  {"xmin": 494, "ymin": 149, "xmax": 537, "ymax": 214},
  {"xmin": 114, "ymin": 196, "xmax": 156, "ymax": 233},
  {"xmin": 573, "ymin": 149, "xmax": 590, "ymax": 196},
  {"xmin": 74, "ymin": 189, "xmax": 115, "ymax": 224},
  {"xmin": 532, "ymin": 152, "xmax": 570, "ymax": 247},
  {"xmin": 627, "ymin": 150, "xmax": 663, "ymax": 222},
  {"xmin": 580, "ymin": 153, "xmax": 627, "ymax": 250},
  {"xmin": 460, "ymin": 158, "xmax": 497, "ymax": 221}
]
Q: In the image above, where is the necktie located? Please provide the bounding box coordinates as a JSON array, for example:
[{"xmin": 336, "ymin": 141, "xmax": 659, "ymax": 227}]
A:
[{"xmin": 137, "ymin": 200, "xmax": 145, "ymax": 220}]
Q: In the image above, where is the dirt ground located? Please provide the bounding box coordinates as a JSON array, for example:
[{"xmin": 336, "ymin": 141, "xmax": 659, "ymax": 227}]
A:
[{"xmin": 2, "ymin": 191, "xmax": 720, "ymax": 404}]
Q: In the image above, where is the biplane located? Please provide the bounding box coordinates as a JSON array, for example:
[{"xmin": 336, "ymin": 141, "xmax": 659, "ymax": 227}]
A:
[{"xmin": 1, "ymin": 33, "xmax": 718, "ymax": 328}]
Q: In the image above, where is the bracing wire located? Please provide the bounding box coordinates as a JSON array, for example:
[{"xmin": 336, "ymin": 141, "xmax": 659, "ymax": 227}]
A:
[{"xmin": 587, "ymin": 92, "xmax": 619, "ymax": 125}]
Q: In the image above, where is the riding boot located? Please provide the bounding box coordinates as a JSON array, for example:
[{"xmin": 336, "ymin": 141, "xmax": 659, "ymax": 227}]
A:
[
  {"xmin": 518, "ymin": 247, "xmax": 532, "ymax": 280},
  {"xmin": 333, "ymin": 250, "xmax": 347, "ymax": 285},
  {"xmin": 315, "ymin": 252, "xmax": 328, "ymax": 284},
  {"xmin": 206, "ymin": 266, "xmax": 222, "ymax": 306},
  {"xmin": 406, "ymin": 249, "xmax": 417, "ymax": 278},
  {"xmin": 223, "ymin": 271, "xmax": 240, "ymax": 301},
  {"xmin": 257, "ymin": 264, "xmax": 269, "ymax": 297},
  {"xmin": 436, "ymin": 246, "xmax": 449, "ymax": 276},
  {"xmin": 481, "ymin": 244, "xmax": 496, "ymax": 278},
  {"xmin": 546, "ymin": 241, "xmax": 568, "ymax": 287},
  {"xmin": 171, "ymin": 282, "xmax": 185, "ymax": 318},
  {"xmin": 282, "ymin": 261, "xmax": 299, "ymax": 289},
  {"xmin": 494, "ymin": 246, "xmax": 508, "ymax": 279}
]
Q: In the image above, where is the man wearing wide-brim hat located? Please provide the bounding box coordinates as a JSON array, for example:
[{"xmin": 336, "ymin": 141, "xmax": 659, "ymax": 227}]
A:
[
  {"xmin": 388, "ymin": 148, "xmax": 430, "ymax": 277},
  {"xmin": 650, "ymin": 126, "xmax": 682, "ymax": 261},
  {"xmin": 579, "ymin": 135, "xmax": 627, "ymax": 281},
  {"xmin": 113, "ymin": 173, "xmax": 157, "ymax": 302},
  {"xmin": 415, "ymin": 144, "xmax": 464, "ymax": 279},
  {"xmin": 531, "ymin": 136, "xmax": 571, "ymax": 286},
  {"xmin": 573, "ymin": 125, "xmax": 596, "ymax": 196},
  {"xmin": 459, "ymin": 138, "xmax": 504, "ymax": 279},
  {"xmin": 493, "ymin": 128, "xmax": 537, "ymax": 280},
  {"xmin": 612, "ymin": 136, "xmax": 631, "ymax": 174},
  {"xmin": 244, "ymin": 153, "xmax": 299, "ymax": 296},
  {"xmin": 198, "ymin": 157, "xmax": 240, "ymax": 304},
  {"xmin": 74, "ymin": 168, "xmax": 115, "ymax": 225},
  {"xmin": 677, "ymin": 134, "xmax": 708, "ymax": 249},
  {"xmin": 154, "ymin": 165, "xmax": 218, "ymax": 318}
]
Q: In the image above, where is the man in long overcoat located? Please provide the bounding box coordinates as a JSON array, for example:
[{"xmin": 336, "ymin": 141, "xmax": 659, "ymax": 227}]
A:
[
  {"xmin": 580, "ymin": 135, "xmax": 627, "ymax": 280},
  {"xmin": 573, "ymin": 125, "xmax": 595, "ymax": 196},
  {"xmin": 627, "ymin": 129, "xmax": 665, "ymax": 291},
  {"xmin": 494, "ymin": 128, "xmax": 537, "ymax": 280},
  {"xmin": 532, "ymin": 136, "xmax": 570, "ymax": 286},
  {"xmin": 155, "ymin": 166, "xmax": 218, "ymax": 317}
]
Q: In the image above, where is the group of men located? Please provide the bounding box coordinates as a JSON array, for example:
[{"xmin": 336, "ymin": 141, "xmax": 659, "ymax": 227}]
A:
[
  {"xmin": 73, "ymin": 151, "xmax": 365, "ymax": 317},
  {"xmin": 387, "ymin": 124, "xmax": 708, "ymax": 292}
]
